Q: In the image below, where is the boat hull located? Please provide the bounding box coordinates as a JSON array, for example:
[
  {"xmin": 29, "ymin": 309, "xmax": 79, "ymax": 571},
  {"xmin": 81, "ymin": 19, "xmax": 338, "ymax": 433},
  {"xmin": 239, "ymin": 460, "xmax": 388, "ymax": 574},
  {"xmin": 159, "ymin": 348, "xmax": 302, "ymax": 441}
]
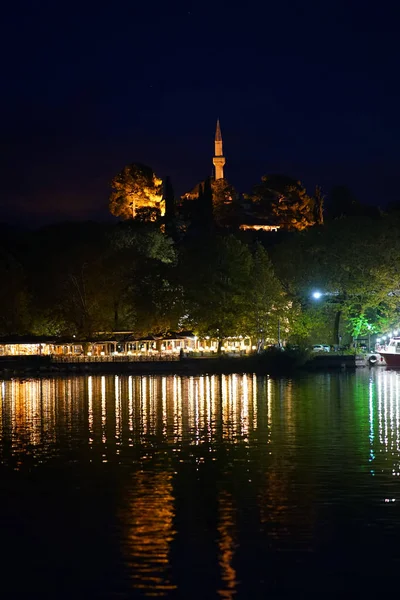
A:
[{"xmin": 378, "ymin": 352, "xmax": 400, "ymax": 367}]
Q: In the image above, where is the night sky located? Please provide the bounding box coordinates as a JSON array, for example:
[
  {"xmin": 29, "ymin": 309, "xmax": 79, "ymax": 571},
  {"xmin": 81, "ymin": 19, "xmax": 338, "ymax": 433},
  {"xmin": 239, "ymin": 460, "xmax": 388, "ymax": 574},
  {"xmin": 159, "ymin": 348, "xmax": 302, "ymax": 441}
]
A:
[{"xmin": 2, "ymin": 0, "xmax": 400, "ymax": 227}]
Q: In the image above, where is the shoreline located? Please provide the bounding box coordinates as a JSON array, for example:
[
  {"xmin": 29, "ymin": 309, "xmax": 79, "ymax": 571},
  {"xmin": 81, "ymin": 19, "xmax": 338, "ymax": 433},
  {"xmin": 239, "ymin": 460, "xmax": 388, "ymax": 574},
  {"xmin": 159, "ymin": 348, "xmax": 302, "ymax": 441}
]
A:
[{"xmin": 0, "ymin": 352, "xmax": 371, "ymax": 378}]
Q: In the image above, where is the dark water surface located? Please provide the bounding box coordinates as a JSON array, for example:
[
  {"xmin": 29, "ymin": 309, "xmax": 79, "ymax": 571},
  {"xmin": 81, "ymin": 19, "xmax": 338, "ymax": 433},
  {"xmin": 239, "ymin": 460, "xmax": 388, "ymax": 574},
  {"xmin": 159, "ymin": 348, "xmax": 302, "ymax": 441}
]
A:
[{"xmin": 1, "ymin": 369, "xmax": 400, "ymax": 598}]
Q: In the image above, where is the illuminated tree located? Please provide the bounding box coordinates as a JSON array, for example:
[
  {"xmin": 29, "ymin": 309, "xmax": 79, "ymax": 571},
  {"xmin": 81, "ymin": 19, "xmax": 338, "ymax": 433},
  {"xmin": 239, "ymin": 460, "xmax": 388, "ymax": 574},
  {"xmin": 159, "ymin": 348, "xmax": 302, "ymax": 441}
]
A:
[
  {"xmin": 134, "ymin": 206, "xmax": 162, "ymax": 223},
  {"xmin": 109, "ymin": 163, "xmax": 163, "ymax": 221},
  {"xmin": 246, "ymin": 174, "xmax": 316, "ymax": 230}
]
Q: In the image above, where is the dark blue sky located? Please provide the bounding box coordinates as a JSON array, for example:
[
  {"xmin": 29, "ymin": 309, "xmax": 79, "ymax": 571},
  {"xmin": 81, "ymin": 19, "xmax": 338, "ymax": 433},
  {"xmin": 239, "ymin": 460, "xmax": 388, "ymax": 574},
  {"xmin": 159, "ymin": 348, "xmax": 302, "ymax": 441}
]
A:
[{"xmin": 2, "ymin": 0, "xmax": 400, "ymax": 225}]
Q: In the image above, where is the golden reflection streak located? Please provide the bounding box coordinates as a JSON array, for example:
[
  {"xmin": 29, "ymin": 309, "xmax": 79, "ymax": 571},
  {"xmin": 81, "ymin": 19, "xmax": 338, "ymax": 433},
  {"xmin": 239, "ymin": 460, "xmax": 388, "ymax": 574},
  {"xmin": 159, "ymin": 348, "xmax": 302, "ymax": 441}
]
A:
[
  {"xmin": 149, "ymin": 377, "xmax": 154, "ymax": 423},
  {"xmin": 41, "ymin": 380, "xmax": 55, "ymax": 444},
  {"xmin": 88, "ymin": 376, "xmax": 93, "ymax": 445},
  {"xmin": 128, "ymin": 375, "xmax": 133, "ymax": 433},
  {"xmin": 267, "ymin": 377, "xmax": 272, "ymax": 431},
  {"xmin": 205, "ymin": 375, "xmax": 211, "ymax": 441},
  {"xmin": 0, "ymin": 373, "xmax": 261, "ymax": 465},
  {"xmin": 217, "ymin": 490, "xmax": 237, "ymax": 600},
  {"xmin": 172, "ymin": 376, "xmax": 178, "ymax": 441},
  {"xmin": 141, "ymin": 377, "xmax": 147, "ymax": 435},
  {"xmin": 196, "ymin": 376, "xmax": 203, "ymax": 443},
  {"xmin": 232, "ymin": 375, "xmax": 237, "ymax": 436},
  {"xmin": 221, "ymin": 375, "xmax": 231, "ymax": 441},
  {"xmin": 252, "ymin": 375, "xmax": 257, "ymax": 430},
  {"xmin": 252, "ymin": 374, "xmax": 257, "ymax": 430},
  {"xmin": 176, "ymin": 375, "xmax": 182, "ymax": 442},
  {"xmin": 115, "ymin": 375, "xmax": 121, "ymax": 441},
  {"xmin": 0, "ymin": 381, "xmax": 3, "ymax": 432},
  {"xmin": 197, "ymin": 377, "xmax": 202, "ymax": 442},
  {"xmin": 101, "ymin": 376, "xmax": 106, "ymax": 444},
  {"xmin": 1, "ymin": 380, "xmax": 58, "ymax": 454},
  {"xmin": 211, "ymin": 374, "xmax": 217, "ymax": 442},
  {"xmin": 121, "ymin": 470, "xmax": 177, "ymax": 596},
  {"xmin": 240, "ymin": 374, "xmax": 249, "ymax": 441},
  {"xmin": 257, "ymin": 377, "xmax": 302, "ymax": 544},
  {"xmin": 162, "ymin": 376, "xmax": 167, "ymax": 438}
]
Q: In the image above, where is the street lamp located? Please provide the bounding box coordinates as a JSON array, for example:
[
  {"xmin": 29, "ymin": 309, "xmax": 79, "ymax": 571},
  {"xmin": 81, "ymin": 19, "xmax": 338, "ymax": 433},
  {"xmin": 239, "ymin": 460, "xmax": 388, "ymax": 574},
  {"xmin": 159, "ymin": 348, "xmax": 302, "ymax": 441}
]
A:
[{"xmin": 312, "ymin": 291, "xmax": 323, "ymax": 300}]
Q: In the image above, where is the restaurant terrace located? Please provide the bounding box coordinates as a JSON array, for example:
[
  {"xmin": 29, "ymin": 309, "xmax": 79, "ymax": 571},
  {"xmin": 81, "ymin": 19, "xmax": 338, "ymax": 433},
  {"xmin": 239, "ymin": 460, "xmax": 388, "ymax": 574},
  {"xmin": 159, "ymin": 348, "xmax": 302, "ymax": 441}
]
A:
[{"xmin": 0, "ymin": 332, "xmax": 252, "ymax": 359}]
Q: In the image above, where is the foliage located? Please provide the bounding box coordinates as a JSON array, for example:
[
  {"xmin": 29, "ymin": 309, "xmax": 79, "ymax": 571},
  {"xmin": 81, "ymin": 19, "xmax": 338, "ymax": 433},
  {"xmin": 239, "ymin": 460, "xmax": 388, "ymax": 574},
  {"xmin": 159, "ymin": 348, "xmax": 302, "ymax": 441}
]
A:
[
  {"xmin": 212, "ymin": 179, "xmax": 242, "ymax": 226},
  {"xmin": 326, "ymin": 186, "xmax": 381, "ymax": 220},
  {"xmin": 0, "ymin": 250, "xmax": 30, "ymax": 335},
  {"xmin": 180, "ymin": 177, "xmax": 239, "ymax": 228},
  {"xmin": 245, "ymin": 174, "xmax": 316, "ymax": 231},
  {"xmin": 241, "ymin": 243, "xmax": 287, "ymax": 349},
  {"xmin": 347, "ymin": 314, "xmax": 376, "ymax": 339},
  {"xmin": 180, "ymin": 234, "xmax": 252, "ymax": 344},
  {"xmin": 109, "ymin": 163, "xmax": 163, "ymax": 221},
  {"xmin": 163, "ymin": 176, "xmax": 178, "ymax": 239},
  {"xmin": 164, "ymin": 176, "xmax": 175, "ymax": 220},
  {"xmin": 17, "ymin": 221, "xmax": 176, "ymax": 337},
  {"xmin": 129, "ymin": 267, "xmax": 183, "ymax": 335},
  {"xmin": 272, "ymin": 214, "xmax": 400, "ymax": 343},
  {"xmin": 313, "ymin": 185, "xmax": 325, "ymax": 225},
  {"xmin": 110, "ymin": 221, "xmax": 175, "ymax": 264},
  {"xmin": 134, "ymin": 206, "xmax": 162, "ymax": 223},
  {"xmin": 3, "ymin": 201, "xmax": 400, "ymax": 348},
  {"xmin": 195, "ymin": 177, "xmax": 214, "ymax": 231},
  {"xmin": 285, "ymin": 303, "xmax": 334, "ymax": 345}
]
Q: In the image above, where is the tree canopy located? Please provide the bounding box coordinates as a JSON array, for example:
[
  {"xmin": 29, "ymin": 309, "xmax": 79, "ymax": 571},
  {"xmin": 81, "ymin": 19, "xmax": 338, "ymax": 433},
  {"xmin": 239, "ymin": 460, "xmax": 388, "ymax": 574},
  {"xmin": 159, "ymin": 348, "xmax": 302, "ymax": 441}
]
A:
[
  {"xmin": 1, "ymin": 174, "xmax": 398, "ymax": 351},
  {"xmin": 245, "ymin": 174, "xmax": 317, "ymax": 230},
  {"xmin": 109, "ymin": 163, "xmax": 163, "ymax": 221}
]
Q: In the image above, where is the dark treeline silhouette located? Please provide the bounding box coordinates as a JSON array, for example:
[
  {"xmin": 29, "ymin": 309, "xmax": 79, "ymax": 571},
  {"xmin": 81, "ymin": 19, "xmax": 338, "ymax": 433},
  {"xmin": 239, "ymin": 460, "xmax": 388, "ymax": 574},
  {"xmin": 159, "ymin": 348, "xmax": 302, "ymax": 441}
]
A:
[
  {"xmin": 1, "ymin": 177, "xmax": 400, "ymax": 349},
  {"xmin": 1, "ymin": 156, "xmax": 396, "ymax": 348}
]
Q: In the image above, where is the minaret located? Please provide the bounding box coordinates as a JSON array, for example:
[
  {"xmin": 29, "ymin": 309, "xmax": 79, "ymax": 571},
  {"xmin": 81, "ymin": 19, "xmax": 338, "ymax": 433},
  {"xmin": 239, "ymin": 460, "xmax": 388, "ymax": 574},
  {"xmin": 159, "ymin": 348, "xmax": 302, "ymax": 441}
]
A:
[{"xmin": 213, "ymin": 119, "xmax": 226, "ymax": 180}]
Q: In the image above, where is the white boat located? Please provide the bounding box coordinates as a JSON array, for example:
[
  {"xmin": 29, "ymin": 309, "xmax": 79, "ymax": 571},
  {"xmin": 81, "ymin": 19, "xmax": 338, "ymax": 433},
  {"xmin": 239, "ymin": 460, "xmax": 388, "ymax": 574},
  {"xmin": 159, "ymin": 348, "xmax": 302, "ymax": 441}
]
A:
[{"xmin": 377, "ymin": 337, "xmax": 400, "ymax": 367}]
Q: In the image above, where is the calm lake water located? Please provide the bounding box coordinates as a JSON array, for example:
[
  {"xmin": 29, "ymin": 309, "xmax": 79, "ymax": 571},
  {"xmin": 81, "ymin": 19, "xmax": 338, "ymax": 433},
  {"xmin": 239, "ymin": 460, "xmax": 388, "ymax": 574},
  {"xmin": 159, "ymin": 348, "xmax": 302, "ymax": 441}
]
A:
[{"xmin": 1, "ymin": 369, "xmax": 400, "ymax": 598}]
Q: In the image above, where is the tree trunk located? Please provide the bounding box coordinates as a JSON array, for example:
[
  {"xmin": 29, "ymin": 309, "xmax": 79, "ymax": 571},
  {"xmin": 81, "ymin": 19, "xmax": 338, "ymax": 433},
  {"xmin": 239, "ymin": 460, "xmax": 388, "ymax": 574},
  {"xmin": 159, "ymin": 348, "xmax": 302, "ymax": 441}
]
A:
[{"xmin": 333, "ymin": 310, "xmax": 341, "ymax": 346}]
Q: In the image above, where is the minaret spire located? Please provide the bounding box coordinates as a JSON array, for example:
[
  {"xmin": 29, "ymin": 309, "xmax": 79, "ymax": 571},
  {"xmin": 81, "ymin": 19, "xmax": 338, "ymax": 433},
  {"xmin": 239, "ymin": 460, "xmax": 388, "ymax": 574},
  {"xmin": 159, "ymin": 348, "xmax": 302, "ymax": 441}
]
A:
[
  {"xmin": 213, "ymin": 118, "xmax": 226, "ymax": 180},
  {"xmin": 215, "ymin": 118, "xmax": 222, "ymax": 143}
]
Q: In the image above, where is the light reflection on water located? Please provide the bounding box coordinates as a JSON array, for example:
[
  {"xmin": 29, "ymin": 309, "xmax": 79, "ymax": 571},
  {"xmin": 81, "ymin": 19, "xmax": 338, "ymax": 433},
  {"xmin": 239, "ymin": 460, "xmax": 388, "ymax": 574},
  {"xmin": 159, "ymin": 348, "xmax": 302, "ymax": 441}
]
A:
[{"xmin": 1, "ymin": 370, "xmax": 400, "ymax": 597}]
